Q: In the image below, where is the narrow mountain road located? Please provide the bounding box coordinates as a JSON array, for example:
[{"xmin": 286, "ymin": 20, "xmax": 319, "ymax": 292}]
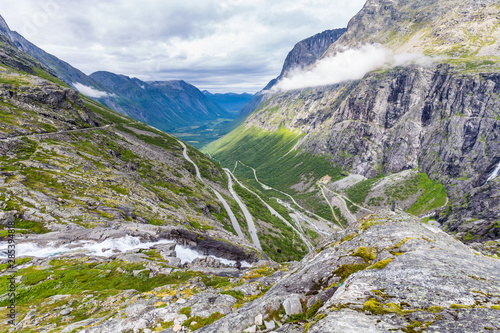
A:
[
  {"xmin": 234, "ymin": 160, "xmax": 335, "ymax": 229},
  {"xmin": 320, "ymin": 185, "xmax": 357, "ymax": 225},
  {"xmin": 223, "ymin": 169, "xmax": 263, "ymax": 252},
  {"xmin": 0, "ymin": 124, "xmax": 112, "ymax": 142},
  {"xmin": 178, "ymin": 140, "xmax": 201, "ymax": 181},
  {"xmin": 320, "ymin": 185, "xmax": 341, "ymax": 226},
  {"xmin": 277, "ymin": 199, "xmax": 331, "ymax": 236},
  {"xmin": 176, "ymin": 140, "xmax": 245, "ymax": 241},
  {"xmin": 224, "ymin": 168, "xmax": 313, "ymax": 252},
  {"xmin": 321, "ymin": 185, "xmax": 374, "ymax": 215},
  {"xmin": 418, "ymin": 197, "xmax": 449, "ymax": 219}
]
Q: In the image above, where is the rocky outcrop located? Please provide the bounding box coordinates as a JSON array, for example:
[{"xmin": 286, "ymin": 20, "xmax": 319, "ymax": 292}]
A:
[
  {"xmin": 279, "ymin": 29, "xmax": 346, "ymax": 79},
  {"xmin": 323, "ymin": 0, "xmax": 500, "ymax": 58},
  {"xmin": 199, "ymin": 211, "xmax": 500, "ymax": 332}
]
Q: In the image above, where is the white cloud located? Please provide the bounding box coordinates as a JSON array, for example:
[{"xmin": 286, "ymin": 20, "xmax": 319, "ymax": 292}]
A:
[
  {"xmin": 73, "ymin": 82, "xmax": 108, "ymax": 98},
  {"xmin": 273, "ymin": 45, "xmax": 435, "ymax": 91},
  {"xmin": 0, "ymin": 0, "xmax": 367, "ymax": 93}
]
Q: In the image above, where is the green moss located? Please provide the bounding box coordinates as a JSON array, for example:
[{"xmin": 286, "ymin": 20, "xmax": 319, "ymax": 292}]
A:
[
  {"xmin": 368, "ymin": 258, "xmax": 393, "ymax": 269},
  {"xmin": 363, "ymin": 298, "xmax": 403, "ymax": 315},
  {"xmin": 15, "ymin": 219, "xmax": 50, "ymax": 234},
  {"xmin": 427, "ymin": 306, "xmax": 444, "ymax": 313},
  {"xmin": 182, "ymin": 312, "xmax": 224, "ymax": 330},
  {"xmin": 352, "ymin": 246, "xmax": 377, "ymax": 262},
  {"xmin": 149, "ymin": 218, "xmax": 165, "ymax": 226},
  {"xmin": 110, "ymin": 185, "xmax": 129, "ymax": 195},
  {"xmin": 306, "ymin": 300, "xmax": 324, "ymax": 319},
  {"xmin": 0, "ymin": 259, "xmax": 209, "ymax": 306},
  {"xmin": 180, "ymin": 306, "xmax": 191, "ymax": 317},
  {"xmin": 491, "ymin": 305, "xmax": 500, "ymax": 310},
  {"xmin": 333, "ymin": 263, "xmax": 369, "ymax": 283},
  {"xmin": 359, "ymin": 217, "xmax": 384, "ymax": 231},
  {"xmin": 450, "ymin": 304, "xmax": 471, "ymax": 309},
  {"xmin": 304, "ymin": 313, "xmax": 327, "ymax": 332},
  {"xmin": 341, "ymin": 233, "xmax": 358, "ymax": 243}
]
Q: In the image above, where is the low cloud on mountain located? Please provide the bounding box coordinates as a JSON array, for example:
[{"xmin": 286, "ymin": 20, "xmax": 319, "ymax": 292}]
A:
[{"xmin": 273, "ymin": 44, "xmax": 435, "ymax": 91}]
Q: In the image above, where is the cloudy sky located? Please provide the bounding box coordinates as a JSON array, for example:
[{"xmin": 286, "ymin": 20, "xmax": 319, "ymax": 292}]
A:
[{"xmin": 1, "ymin": 0, "xmax": 366, "ymax": 93}]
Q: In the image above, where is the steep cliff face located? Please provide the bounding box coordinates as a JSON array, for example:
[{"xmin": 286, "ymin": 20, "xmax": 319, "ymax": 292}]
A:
[
  {"xmin": 324, "ymin": 0, "xmax": 500, "ymax": 58},
  {"xmin": 207, "ymin": 0, "xmax": 500, "ymax": 241},
  {"xmin": 279, "ymin": 29, "xmax": 346, "ymax": 79},
  {"xmin": 239, "ymin": 64, "xmax": 499, "ymax": 236}
]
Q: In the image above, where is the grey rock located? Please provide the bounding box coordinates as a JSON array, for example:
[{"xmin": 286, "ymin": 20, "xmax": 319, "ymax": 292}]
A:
[
  {"xmin": 282, "ymin": 295, "xmax": 302, "ymax": 315},
  {"xmin": 198, "ymin": 211, "xmax": 500, "ymax": 333},
  {"xmin": 265, "ymin": 320, "xmax": 276, "ymax": 330},
  {"xmin": 189, "ymin": 292, "xmax": 237, "ymax": 318},
  {"xmin": 60, "ymin": 308, "xmax": 72, "ymax": 316},
  {"xmin": 255, "ymin": 313, "xmax": 263, "ymax": 326},
  {"xmin": 243, "ymin": 325, "xmax": 257, "ymax": 333},
  {"xmin": 0, "ymin": 210, "xmax": 15, "ymax": 226},
  {"xmin": 166, "ymin": 257, "xmax": 182, "ymax": 267},
  {"xmin": 132, "ymin": 269, "xmax": 149, "ymax": 277}
]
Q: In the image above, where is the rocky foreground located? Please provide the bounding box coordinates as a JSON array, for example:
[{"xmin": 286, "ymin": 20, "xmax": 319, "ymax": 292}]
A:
[
  {"xmin": 3, "ymin": 210, "xmax": 498, "ymax": 333},
  {"xmin": 198, "ymin": 211, "xmax": 500, "ymax": 333}
]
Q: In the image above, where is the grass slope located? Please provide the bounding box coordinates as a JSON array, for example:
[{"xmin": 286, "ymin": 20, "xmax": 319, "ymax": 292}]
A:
[{"xmin": 204, "ymin": 125, "xmax": 344, "ymax": 221}]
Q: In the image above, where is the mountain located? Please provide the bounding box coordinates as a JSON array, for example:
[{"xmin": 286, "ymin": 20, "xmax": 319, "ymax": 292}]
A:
[
  {"xmin": 1, "ymin": 3, "xmax": 500, "ymax": 333},
  {"xmin": 0, "ymin": 24, "xmax": 328, "ymax": 332},
  {"xmin": 89, "ymin": 71, "xmax": 231, "ymax": 132},
  {"xmin": 0, "ymin": 14, "xmax": 235, "ymax": 147},
  {"xmin": 202, "ymin": 91, "xmax": 254, "ymax": 113},
  {"xmin": 0, "ymin": 15, "xmax": 108, "ymax": 91},
  {"xmin": 222, "ymin": 28, "xmax": 347, "ymax": 137},
  {"xmin": 278, "ymin": 28, "xmax": 346, "ymax": 80},
  {"xmin": 205, "ymin": 0, "xmax": 500, "ymax": 245}
]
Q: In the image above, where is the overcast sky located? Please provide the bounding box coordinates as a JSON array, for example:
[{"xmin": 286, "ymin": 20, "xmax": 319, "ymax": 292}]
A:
[{"xmin": 1, "ymin": 0, "xmax": 366, "ymax": 93}]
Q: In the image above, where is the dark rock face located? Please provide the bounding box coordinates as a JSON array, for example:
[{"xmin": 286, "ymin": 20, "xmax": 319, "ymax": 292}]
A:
[
  {"xmin": 160, "ymin": 229, "xmax": 258, "ymax": 263},
  {"xmin": 245, "ymin": 64, "xmax": 500, "ymax": 239},
  {"xmin": 279, "ymin": 29, "xmax": 346, "ymax": 79}
]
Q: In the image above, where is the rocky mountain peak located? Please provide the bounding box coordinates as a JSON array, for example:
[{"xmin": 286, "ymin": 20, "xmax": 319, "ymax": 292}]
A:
[
  {"xmin": 0, "ymin": 14, "xmax": 11, "ymax": 34},
  {"xmin": 324, "ymin": 0, "xmax": 500, "ymax": 58},
  {"xmin": 279, "ymin": 28, "xmax": 346, "ymax": 79}
]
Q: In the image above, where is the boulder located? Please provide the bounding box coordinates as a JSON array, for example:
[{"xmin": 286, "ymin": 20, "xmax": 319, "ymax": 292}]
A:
[{"xmin": 282, "ymin": 295, "xmax": 302, "ymax": 315}]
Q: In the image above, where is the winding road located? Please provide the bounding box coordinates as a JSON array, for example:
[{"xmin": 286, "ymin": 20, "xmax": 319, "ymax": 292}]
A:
[
  {"xmin": 223, "ymin": 169, "xmax": 263, "ymax": 252},
  {"xmin": 177, "ymin": 140, "xmax": 246, "ymax": 241},
  {"xmin": 224, "ymin": 168, "xmax": 313, "ymax": 251},
  {"xmin": 0, "ymin": 124, "xmax": 112, "ymax": 142},
  {"xmin": 234, "ymin": 160, "xmax": 335, "ymax": 229}
]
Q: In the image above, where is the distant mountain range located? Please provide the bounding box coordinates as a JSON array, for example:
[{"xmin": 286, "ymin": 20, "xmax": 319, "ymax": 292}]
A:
[
  {"xmin": 0, "ymin": 14, "xmax": 239, "ymax": 135},
  {"xmin": 202, "ymin": 91, "xmax": 254, "ymax": 113},
  {"xmin": 88, "ymin": 71, "xmax": 231, "ymax": 132}
]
